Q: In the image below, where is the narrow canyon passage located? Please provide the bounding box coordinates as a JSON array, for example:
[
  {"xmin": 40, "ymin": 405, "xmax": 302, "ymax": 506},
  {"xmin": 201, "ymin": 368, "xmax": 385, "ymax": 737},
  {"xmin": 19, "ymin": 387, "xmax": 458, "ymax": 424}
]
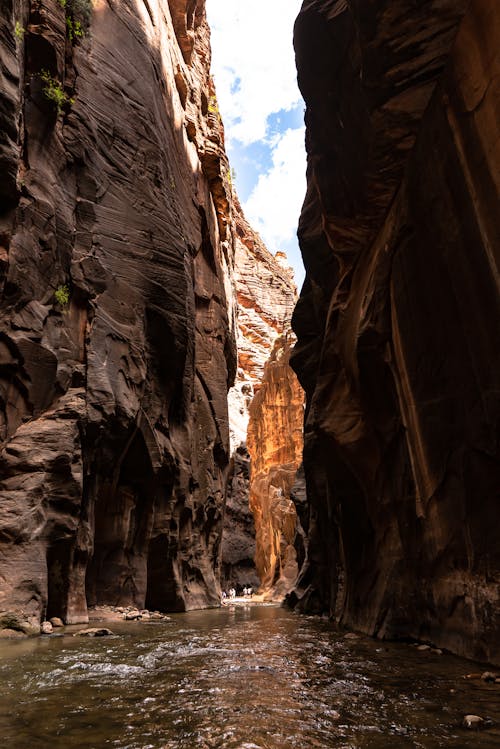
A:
[
  {"xmin": 1, "ymin": 605, "xmax": 500, "ymax": 749},
  {"xmin": 0, "ymin": 0, "xmax": 499, "ymax": 746}
]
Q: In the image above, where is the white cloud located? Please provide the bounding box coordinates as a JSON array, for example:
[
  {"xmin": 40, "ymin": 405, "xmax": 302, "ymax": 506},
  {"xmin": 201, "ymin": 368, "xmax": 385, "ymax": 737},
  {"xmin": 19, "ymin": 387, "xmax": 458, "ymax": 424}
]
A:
[
  {"xmin": 244, "ymin": 127, "xmax": 306, "ymax": 251},
  {"xmin": 206, "ymin": 0, "xmax": 304, "ymax": 146}
]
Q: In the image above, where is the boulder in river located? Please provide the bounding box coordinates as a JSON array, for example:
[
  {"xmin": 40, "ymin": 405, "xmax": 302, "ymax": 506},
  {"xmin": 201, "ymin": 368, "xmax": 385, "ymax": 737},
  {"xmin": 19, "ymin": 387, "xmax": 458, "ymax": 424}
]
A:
[
  {"xmin": 49, "ymin": 617, "xmax": 64, "ymax": 628},
  {"xmin": 0, "ymin": 612, "xmax": 39, "ymax": 636},
  {"xmin": 76, "ymin": 628, "xmax": 114, "ymax": 637},
  {"xmin": 124, "ymin": 610, "xmax": 141, "ymax": 620},
  {"xmin": 41, "ymin": 621, "xmax": 53, "ymax": 634}
]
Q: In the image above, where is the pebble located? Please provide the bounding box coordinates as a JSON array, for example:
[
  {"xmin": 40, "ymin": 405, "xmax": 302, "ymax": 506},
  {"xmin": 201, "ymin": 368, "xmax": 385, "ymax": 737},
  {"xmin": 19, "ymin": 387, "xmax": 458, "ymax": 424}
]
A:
[
  {"xmin": 417, "ymin": 644, "xmax": 431, "ymax": 651},
  {"xmin": 41, "ymin": 621, "xmax": 53, "ymax": 634}
]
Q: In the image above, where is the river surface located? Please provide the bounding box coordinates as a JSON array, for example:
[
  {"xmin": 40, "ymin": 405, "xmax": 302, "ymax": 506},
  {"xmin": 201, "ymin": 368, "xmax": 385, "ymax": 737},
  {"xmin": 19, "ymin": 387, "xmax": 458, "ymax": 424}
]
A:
[{"xmin": 1, "ymin": 604, "xmax": 499, "ymax": 748}]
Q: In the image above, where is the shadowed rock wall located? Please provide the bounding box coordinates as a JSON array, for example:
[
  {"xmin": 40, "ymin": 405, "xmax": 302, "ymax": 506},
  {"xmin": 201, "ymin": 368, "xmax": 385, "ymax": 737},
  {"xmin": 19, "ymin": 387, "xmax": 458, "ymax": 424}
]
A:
[
  {"xmin": 0, "ymin": 0, "xmax": 238, "ymax": 627},
  {"xmin": 291, "ymin": 0, "xmax": 500, "ymax": 664}
]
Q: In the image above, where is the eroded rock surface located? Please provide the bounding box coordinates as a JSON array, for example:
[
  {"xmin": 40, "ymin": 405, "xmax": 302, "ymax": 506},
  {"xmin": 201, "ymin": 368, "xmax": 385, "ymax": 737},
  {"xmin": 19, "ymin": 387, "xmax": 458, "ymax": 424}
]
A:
[
  {"xmin": 247, "ymin": 335, "xmax": 305, "ymax": 599},
  {"xmin": 222, "ymin": 200, "xmax": 302, "ymax": 593},
  {"xmin": 291, "ymin": 0, "xmax": 500, "ymax": 663},
  {"xmin": 0, "ymin": 0, "xmax": 238, "ymax": 625}
]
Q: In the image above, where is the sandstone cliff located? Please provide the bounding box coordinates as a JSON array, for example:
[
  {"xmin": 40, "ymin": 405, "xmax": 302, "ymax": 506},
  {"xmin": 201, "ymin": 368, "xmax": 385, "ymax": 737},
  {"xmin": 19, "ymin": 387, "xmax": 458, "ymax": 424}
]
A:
[
  {"xmin": 291, "ymin": 0, "xmax": 500, "ymax": 664},
  {"xmin": 247, "ymin": 334, "xmax": 304, "ymax": 599},
  {"xmin": 222, "ymin": 198, "xmax": 303, "ymax": 594},
  {"xmin": 0, "ymin": 0, "xmax": 238, "ymax": 627}
]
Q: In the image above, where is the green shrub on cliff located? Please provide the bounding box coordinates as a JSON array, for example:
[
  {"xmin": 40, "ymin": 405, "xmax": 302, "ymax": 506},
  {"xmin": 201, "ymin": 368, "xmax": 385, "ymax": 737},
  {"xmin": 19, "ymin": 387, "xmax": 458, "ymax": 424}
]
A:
[
  {"xmin": 54, "ymin": 284, "xmax": 70, "ymax": 307},
  {"xmin": 14, "ymin": 21, "xmax": 25, "ymax": 41},
  {"xmin": 40, "ymin": 71, "xmax": 74, "ymax": 113}
]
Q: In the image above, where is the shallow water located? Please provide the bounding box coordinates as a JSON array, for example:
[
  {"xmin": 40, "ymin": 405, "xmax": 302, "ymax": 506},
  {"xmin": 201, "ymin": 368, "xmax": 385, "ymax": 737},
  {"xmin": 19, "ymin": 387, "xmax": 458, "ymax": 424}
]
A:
[{"xmin": 0, "ymin": 604, "xmax": 499, "ymax": 748}]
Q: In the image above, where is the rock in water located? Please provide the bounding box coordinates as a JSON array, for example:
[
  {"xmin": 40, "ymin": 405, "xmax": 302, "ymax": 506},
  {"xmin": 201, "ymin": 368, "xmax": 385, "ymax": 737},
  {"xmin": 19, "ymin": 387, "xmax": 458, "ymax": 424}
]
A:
[
  {"xmin": 462, "ymin": 715, "xmax": 484, "ymax": 730},
  {"xmin": 76, "ymin": 628, "xmax": 114, "ymax": 637},
  {"xmin": 41, "ymin": 621, "xmax": 53, "ymax": 634}
]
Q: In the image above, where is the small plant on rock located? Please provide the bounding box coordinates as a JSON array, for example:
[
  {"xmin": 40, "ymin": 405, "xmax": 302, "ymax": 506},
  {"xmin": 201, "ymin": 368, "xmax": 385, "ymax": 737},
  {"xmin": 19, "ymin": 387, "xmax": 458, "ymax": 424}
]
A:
[
  {"xmin": 58, "ymin": 0, "xmax": 92, "ymax": 42},
  {"xmin": 40, "ymin": 70, "xmax": 74, "ymax": 114},
  {"xmin": 207, "ymin": 95, "xmax": 219, "ymax": 115},
  {"xmin": 14, "ymin": 21, "xmax": 25, "ymax": 41},
  {"xmin": 66, "ymin": 16, "xmax": 84, "ymax": 41},
  {"xmin": 54, "ymin": 284, "xmax": 70, "ymax": 307}
]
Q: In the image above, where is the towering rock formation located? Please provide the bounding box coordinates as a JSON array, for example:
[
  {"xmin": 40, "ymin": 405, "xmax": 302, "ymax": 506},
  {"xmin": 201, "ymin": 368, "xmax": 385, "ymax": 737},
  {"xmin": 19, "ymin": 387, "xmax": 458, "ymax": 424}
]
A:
[
  {"xmin": 0, "ymin": 0, "xmax": 238, "ymax": 627},
  {"xmin": 222, "ymin": 199, "xmax": 303, "ymax": 594},
  {"xmin": 247, "ymin": 334, "xmax": 304, "ymax": 599},
  {"xmin": 291, "ymin": 0, "xmax": 500, "ymax": 664}
]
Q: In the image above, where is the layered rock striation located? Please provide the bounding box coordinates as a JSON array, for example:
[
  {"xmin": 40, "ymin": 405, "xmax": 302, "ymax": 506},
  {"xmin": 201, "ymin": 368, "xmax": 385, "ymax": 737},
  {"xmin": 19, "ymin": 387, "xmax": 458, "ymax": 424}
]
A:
[
  {"xmin": 222, "ymin": 199, "xmax": 301, "ymax": 592},
  {"xmin": 0, "ymin": 0, "xmax": 238, "ymax": 626},
  {"xmin": 291, "ymin": 0, "xmax": 500, "ymax": 663},
  {"xmin": 247, "ymin": 334, "xmax": 304, "ymax": 599}
]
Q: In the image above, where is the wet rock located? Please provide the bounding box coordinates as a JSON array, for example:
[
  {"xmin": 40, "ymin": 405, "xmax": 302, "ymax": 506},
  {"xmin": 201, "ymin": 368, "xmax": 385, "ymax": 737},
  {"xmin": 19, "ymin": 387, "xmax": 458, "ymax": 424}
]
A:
[
  {"xmin": 0, "ymin": 612, "xmax": 40, "ymax": 636},
  {"xmin": 344, "ymin": 633, "xmax": 359, "ymax": 641},
  {"xmin": 41, "ymin": 621, "xmax": 53, "ymax": 634},
  {"xmin": 417, "ymin": 645, "xmax": 431, "ymax": 652},
  {"xmin": 124, "ymin": 610, "xmax": 141, "ymax": 621},
  {"xmin": 49, "ymin": 617, "xmax": 64, "ymax": 628},
  {"xmin": 481, "ymin": 672, "xmax": 498, "ymax": 682},
  {"xmin": 462, "ymin": 715, "xmax": 485, "ymax": 730},
  {"xmin": 0, "ymin": 628, "xmax": 27, "ymax": 639},
  {"xmin": 76, "ymin": 628, "xmax": 114, "ymax": 637}
]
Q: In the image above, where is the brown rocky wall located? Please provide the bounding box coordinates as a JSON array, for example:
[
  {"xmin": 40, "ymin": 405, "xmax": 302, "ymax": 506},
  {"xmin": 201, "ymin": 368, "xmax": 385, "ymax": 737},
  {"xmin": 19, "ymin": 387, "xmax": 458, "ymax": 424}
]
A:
[
  {"xmin": 0, "ymin": 0, "xmax": 238, "ymax": 627},
  {"xmin": 291, "ymin": 0, "xmax": 500, "ymax": 664}
]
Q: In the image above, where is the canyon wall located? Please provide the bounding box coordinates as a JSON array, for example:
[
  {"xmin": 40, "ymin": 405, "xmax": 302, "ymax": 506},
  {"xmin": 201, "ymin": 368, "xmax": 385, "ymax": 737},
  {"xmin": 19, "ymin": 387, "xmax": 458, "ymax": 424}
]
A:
[
  {"xmin": 0, "ymin": 0, "xmax": 239, "ymax": 627},
  {"xmin": 222, "ymin": 199, "xmax": 302, "ymax": 593},
  {"xmin": 291, "ymin": 0, "xmax": 500, "ymax": 663},
  {"xmin": 247, "ymin": 334, "xmax": 304, "ymax": 599}
]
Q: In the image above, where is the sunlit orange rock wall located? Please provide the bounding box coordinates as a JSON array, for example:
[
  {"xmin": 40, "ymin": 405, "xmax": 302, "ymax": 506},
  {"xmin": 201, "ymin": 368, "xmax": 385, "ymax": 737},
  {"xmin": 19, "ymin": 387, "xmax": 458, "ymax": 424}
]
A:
[
  {"xmin": 222, "ymin": 201, "xmax": 301, "ymax": 592},
  {"xmin": 247, "ymin": 335, "xmax": 304, "ymax": 599},
  {"xmin": 291, "ymin": 0, "xmax": 500, "ymax": 664},
  {"xmin": 0, "ymin": 0, "xmax": 238, "ymax": 628}
]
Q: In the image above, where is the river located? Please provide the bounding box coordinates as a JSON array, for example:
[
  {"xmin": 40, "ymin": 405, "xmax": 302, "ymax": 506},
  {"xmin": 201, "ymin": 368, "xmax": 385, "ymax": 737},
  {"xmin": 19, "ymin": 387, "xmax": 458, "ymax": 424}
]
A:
[{"xmin": 1, "ymin": 604, "xmax": 499, "ymax": 748}]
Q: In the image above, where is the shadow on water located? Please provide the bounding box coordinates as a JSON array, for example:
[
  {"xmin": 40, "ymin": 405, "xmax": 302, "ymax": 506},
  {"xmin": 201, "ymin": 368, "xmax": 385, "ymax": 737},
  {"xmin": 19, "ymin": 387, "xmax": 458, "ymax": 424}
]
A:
[{"xmin": 1, "ymin": 605, "xmax": 499, "ymax": 748}]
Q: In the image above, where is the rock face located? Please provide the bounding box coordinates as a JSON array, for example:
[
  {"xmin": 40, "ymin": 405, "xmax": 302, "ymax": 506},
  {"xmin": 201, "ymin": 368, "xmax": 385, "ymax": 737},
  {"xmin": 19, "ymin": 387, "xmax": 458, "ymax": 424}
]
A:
[
  {"xmin": 291, "ymin": 0, "xmax": 500, "ymax": 663},
  {"xmin": 0, "ymin": 0, "xmax": 238, "ymax": 625},
  {"xmin": 222, "ymin": 199, "xmax": 302, "ymax": 593},
  {"xmin": 247, "ymin": 335, "xmax": 305, "ymax": 599}
]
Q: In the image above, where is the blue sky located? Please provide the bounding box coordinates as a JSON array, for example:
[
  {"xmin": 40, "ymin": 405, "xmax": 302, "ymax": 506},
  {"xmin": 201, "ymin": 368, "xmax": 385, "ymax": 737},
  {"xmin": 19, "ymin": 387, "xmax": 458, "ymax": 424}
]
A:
[{"xmin": 206, "ymin": 0, "xmax": 306, "ymax": 288}]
